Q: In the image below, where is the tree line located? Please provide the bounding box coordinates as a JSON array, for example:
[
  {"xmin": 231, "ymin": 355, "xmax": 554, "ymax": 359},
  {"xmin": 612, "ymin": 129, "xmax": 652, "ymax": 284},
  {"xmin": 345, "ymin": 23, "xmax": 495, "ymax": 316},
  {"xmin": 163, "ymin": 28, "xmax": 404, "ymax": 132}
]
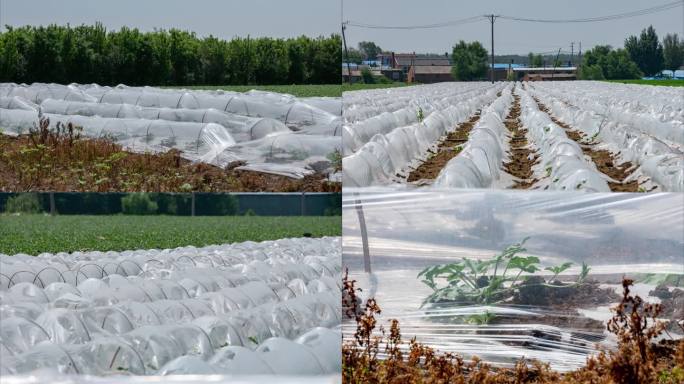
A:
[
  {"xmin": 580, "ymin": 26, "xmax": 682, "ymax": 80},
  {"xmin": 0, "ymin": 23, "xmax": 341, "ymax": 85}
]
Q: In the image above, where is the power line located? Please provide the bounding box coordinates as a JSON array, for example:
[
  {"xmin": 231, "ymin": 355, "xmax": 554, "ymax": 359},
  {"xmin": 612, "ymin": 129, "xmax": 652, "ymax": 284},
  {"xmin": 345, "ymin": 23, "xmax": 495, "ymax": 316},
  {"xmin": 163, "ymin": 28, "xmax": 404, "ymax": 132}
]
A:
[
  {"xmin": 498, "ymin": 1, "xmax": 682, "ymax": 23},
  {"xmin": 345, "ymin": 16, "xmax": 482, "ymax": 30},
  {"xmin": 345, "ymin": 1, "xmax": 682, "ymax": 30}
]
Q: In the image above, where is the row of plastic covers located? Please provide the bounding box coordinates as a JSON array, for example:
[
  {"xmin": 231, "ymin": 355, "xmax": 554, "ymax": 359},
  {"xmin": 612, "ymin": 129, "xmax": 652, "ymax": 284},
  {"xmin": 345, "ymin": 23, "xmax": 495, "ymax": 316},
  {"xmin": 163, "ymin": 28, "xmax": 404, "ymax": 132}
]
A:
[
  {"xmin": 526, "ymin": 82, "xmax": 683, "ymax": 192},
  {"xmin": 343, "ymin": 82, "xmax": 500, "ymax": 153},
  {"xmin": 433, "ymin": 86, "xmax": 515, "ymax": 189},
  {"xmin": 342, "ymin": 81, "xmax": 683, "ymax": 191},
  {"xmin": 1, "ymin": 237, "xmax": 342, "ymax": 377},
  {"xmin": 342, "ymin": 189, "xmax": 684, "ymax": 371},
  {"xmin": 419, "ymin": 84, "xmax": 613, "ymax": 190},
  {"xmin": 0, "ymin": 83, "xmax": 342, "ymax": 179},
  {"xmin": 342, "ymin": 83, "xmax": 506, "ymax": 187}
]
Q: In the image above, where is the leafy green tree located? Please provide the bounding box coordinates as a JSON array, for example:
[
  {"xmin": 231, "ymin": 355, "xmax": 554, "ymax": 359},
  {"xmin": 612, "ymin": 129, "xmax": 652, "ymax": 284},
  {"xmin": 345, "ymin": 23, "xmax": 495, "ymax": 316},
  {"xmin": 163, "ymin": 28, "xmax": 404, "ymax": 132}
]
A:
[
  {"xmin": 0, "ymin": 24, "xmax": 340, "ymax": 85},
  {"xmin": 580, "ymin": 45, "xmax": 641, "ymax": 80},
  {"xmin": 357, "ymin": 41, "xmax": 382, "ymax": 61},
  {"xmin": 532, "ymin": 54, "xmax": 543, "ymax": 67},
  {"xmin": 451, "ymin": 40, "xmax": 488, "ymax": 81},
  {"xmin": 662, "ymin": 33, "xmax": 684, "ymax": 76},
  {"xmin": 360, "ymin": 67, "xmax": 374, "ymax": 84},
  {"xmin": 345, "ymin": 47, "xmax": 363, "ymax": 64},
  {"xmin": 625, "ymin": 26, "xmax": 664, "ymax": 76}
]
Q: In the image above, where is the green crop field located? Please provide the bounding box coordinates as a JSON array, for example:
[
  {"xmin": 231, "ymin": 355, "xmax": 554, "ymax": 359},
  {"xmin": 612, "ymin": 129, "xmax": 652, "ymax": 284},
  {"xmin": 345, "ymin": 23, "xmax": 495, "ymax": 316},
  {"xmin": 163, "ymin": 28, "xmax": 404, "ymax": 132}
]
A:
[
  {"xmin": 0, "ymin": 214, "xmax": 341, "ymax": 255},
  {"xmin": 166, "ymin": 84, "xmax": 341, "ymax": 97},
  {"xmin": 342, "ymin": 82, "xmax": 411, "ymax": 92},
  {"xmin": 604, "ymin": 79, "xmax": 684, "ymax": 87}
]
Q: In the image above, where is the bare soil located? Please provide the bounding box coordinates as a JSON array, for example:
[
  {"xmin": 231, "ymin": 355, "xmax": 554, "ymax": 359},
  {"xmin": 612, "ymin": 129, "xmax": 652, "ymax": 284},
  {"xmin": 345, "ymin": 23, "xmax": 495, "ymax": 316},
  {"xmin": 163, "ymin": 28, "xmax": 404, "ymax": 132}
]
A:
[
  {"xmin": 503, "ymin": 92, "xmax": 539, "ymax": 189},
  {"xmin": 533, "ymin": 98, "xmax": 641, "ymax": 192},
  {"xmin": 0, "ymin": 134, "xmax": 340, "ymax": 192},
  {"xmin": 406, "ymin": 112, "xmax": 481, "ymax": 183}
]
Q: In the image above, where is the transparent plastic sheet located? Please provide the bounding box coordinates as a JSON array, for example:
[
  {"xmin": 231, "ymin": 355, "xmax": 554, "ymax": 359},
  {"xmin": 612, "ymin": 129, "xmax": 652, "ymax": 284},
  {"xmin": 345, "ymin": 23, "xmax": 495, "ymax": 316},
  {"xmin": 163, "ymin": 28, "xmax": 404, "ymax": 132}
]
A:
[
  {"xmin": 0, "ymin": 373, "xmax": 340, "ymax": 384},
  {"xmin": 525, "ymin": 82, "xmax": 684, "ymax": 192},
  {"xmin": 527, "ymin": 81, "xmax": 684, "ymax": 125},
  {"xmin": 38, "ymin": 99, "xmax": 291, "ymax": 142},
  {"xmin": 343, "ymin": 82, "xmax": 502, "ymax": 155},
  {"xmin": 0, "ymin": 96, "xmax": 38, "ymax": 111},
  {"xmin": 0, "ymin": 83, "xmax": 96, "ymax": 104},
  {"xmin": 342, "ymin": 83, "xmax": 507, "ymax": 187},
  {"xmin": 0, "ymin": 237, "xmax": 341, "ymax": 377},
  {"xmin": 0, "ymin": 83, "xmax": 341, "ymax": 179},
  {"xmin": 342, "ymin": 189, "xmax": 684, "ymax": 371},
  {"xmin": 433, "ymin": 88, "xmax": 514, "ymax": 189},
  {"xmin": 74, "ymin": 84, "xmax": 341, "ymax": 133},
  {"xmin": 514, "ymin": 87, "xmax": 610, "ymax": 192}
]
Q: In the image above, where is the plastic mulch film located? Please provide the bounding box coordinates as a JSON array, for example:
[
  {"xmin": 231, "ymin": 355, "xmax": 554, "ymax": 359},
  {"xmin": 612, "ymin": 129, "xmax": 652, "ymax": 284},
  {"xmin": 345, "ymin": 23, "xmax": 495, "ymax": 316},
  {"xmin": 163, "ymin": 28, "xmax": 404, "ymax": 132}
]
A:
[
  {"xmin": 39, "ymin": 99, "xmax": 291, "ymax": 142},
  {"xmin": 342, "ymin": 81, "xmax": 683, "ymax": 191},
  {"xmin": 0, "ymin": 83, "xmax": 341, "ymax": 179},
  {"xmin": 0, "ymin": 237, "xmax": 342, "ymax": 378},
  {"xmin": 435, "ymin": 85, "xmax": 612, "ymax": 191},
  {"xmin": 0, "ymin": 373, "xmax": 340, "ymax": 384},
  {"xmin": 433, "ymin": 88, "xmax": 515, "ymax": 189},
  {"xmin": 342, "ymin": 83, "xmax": 507, "ymax": 187},
  {"xmin": 342, "ymin": 189, "xmax": 684, "ymax": 372},
  {"xmin": 76, "ymin": 84, "xmax": 342, "ymax": 133},
  {"xmin": 525, "ymin": 82, "xmax": 684, "ymax": 192}
]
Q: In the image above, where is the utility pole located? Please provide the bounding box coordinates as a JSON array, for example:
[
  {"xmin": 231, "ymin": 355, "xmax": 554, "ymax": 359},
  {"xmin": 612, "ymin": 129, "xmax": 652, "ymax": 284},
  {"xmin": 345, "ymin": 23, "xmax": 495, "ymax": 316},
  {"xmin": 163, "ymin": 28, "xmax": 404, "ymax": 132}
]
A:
[
  {"xmin": 486, "ymin": 15, "xmax": 498, "ymax": 84},
  {"xmin": 552, "ymin": 48, "xmax": 561, "ymax": 80},
  {"xmin": 570, "ymin": 42, "xmax": 574, "ymax": 66},
  {"xmin": 578, "ymin": 41, "xmax": 582, "ymax": 66},
  {"xmin": 341, "ymin": 22, "xmax": 352, "ymax": 85}
]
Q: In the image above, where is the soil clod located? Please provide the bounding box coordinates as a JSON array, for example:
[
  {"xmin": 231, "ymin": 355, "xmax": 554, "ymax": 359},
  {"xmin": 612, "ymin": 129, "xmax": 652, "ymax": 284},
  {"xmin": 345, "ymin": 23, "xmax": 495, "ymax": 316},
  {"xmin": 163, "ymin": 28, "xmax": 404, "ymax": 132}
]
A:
[
  {"xmin": 534, "ymin": 98, "xmax": 639, "ymax": 192},
  {"xmin": 406, "ymin": 112, "xmax": 481, "ymax": 183},
  {"xmin": 503, "ymin": 91, "xmax": 539, "ymax": 189}
]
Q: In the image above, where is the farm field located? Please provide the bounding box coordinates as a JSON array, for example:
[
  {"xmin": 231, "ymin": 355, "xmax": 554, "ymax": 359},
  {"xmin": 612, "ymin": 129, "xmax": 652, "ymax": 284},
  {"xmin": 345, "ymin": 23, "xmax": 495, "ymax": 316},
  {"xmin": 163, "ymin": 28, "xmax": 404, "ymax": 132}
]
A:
[
  {"xmin": 341, "ymin": 189, "xmax": 684, "ymax": 373},
  {"xmin": 0, "ymin": 214, "xmax": 341, "ymax": 255},
  {"xmin": 0, "ymin": 83, "xmax": 342, "ymax": 191},
  {"xmin": 0, "ymin": 133, "xmax": 341, "ymax": 193},
  {"xmin": 343, "ymin": 80, "xmax": 683, "ymax": 192},
  {"xmin": 341, "ymin": 82, "xmax": 410, "ymax": 92},
  {"xmin": 605, "ymin": 79, "xmax": 684, "ymax": 86},
  {"xmin": 0, "ymin": 236, "xmax": 342, "ymax": 376},
  {"xmin": 171, "ymin": 84, "xmax": 342, "ymax": 97}
]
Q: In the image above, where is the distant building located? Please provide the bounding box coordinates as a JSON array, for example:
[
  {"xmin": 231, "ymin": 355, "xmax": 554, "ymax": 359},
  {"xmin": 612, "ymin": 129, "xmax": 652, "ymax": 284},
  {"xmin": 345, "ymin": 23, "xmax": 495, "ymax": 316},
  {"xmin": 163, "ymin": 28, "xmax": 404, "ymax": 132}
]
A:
[
  {"xmin": 376, "ymin": 52, "xmax": 452, "ymax": 83},
  {"xmin": 513, "ymin": 66, "xmax": 578, "ymax": 81},
  {"xmin": 409, "ymin": 65, "xmax": 454, "ymax": 83},
  {"xmin": 342, "ymin": 67, "xmax": 362, "ymax": 83},
  {"xmin": 485, "ymin": 63, "xmax": 524, "ymax": 81}
]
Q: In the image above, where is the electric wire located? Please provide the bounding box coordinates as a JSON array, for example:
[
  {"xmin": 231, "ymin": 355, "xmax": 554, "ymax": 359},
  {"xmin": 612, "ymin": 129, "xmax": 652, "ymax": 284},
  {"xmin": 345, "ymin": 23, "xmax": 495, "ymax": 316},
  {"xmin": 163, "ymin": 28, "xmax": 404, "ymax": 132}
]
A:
[{"xmin": 345, "ymin": 0, "xmax": 682, "ymax": 30}]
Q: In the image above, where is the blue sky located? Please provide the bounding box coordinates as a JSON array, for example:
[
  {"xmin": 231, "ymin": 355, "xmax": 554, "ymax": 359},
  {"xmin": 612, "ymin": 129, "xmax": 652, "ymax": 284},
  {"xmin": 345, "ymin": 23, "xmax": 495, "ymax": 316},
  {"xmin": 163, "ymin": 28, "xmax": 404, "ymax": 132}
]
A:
[
  {"xmin": 342, "ymin": 0, "xmax": 684, "ymax": 54},
  {"xmin": 1, "ymin": 0, "xmax": 340, "ymax": 39},
  {"xmin": 2, "ymin": 0, "xmax": 682, "ymax": 55}
]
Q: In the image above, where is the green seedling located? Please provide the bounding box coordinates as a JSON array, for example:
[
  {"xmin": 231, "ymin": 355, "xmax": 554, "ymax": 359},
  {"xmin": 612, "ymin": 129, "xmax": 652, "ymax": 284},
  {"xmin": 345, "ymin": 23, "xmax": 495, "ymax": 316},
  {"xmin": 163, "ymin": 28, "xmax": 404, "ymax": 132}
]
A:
[
  {"xmin": 545, "ymin": 262, "xmax": 573, "ymax": 281},
  {"xmin": 418, "ymin": 238, "xmax": 592, "ymax": 309},
  {"xmin": 466, "ymin": 310, "xmax": 496, "ymax": 325}
]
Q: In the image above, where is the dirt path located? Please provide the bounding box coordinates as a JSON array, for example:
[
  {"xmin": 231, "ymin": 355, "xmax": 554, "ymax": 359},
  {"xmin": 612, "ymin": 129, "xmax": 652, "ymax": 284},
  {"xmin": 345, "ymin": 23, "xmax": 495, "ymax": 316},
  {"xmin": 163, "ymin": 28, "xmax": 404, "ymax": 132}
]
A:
[
  {"xmin": 503, "ymin": 92, "xmax": 539, "ymax": 189},
  {"xmin": 406, "ymin": 112, "xmax": 481, "ymax": 183},
  {"xmin": 533, "ymin": 98, "xmax": 641, "ymax": 192}
]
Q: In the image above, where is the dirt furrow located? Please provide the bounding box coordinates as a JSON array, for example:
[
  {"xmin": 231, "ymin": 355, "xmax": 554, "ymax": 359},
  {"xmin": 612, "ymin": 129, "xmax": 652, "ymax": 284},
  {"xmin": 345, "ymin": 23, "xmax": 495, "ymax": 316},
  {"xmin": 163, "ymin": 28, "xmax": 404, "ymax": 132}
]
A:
[
  {"xmin": 503, "ymin": 92, "xmax": 539, "ymax": 189},
  {"xmin": 406, "ymin": 112, "xmax": 481, "ymax": 183},
  {"xmin": 533, "ymin": 98, "xmax": 641, "ymax": 192}
]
